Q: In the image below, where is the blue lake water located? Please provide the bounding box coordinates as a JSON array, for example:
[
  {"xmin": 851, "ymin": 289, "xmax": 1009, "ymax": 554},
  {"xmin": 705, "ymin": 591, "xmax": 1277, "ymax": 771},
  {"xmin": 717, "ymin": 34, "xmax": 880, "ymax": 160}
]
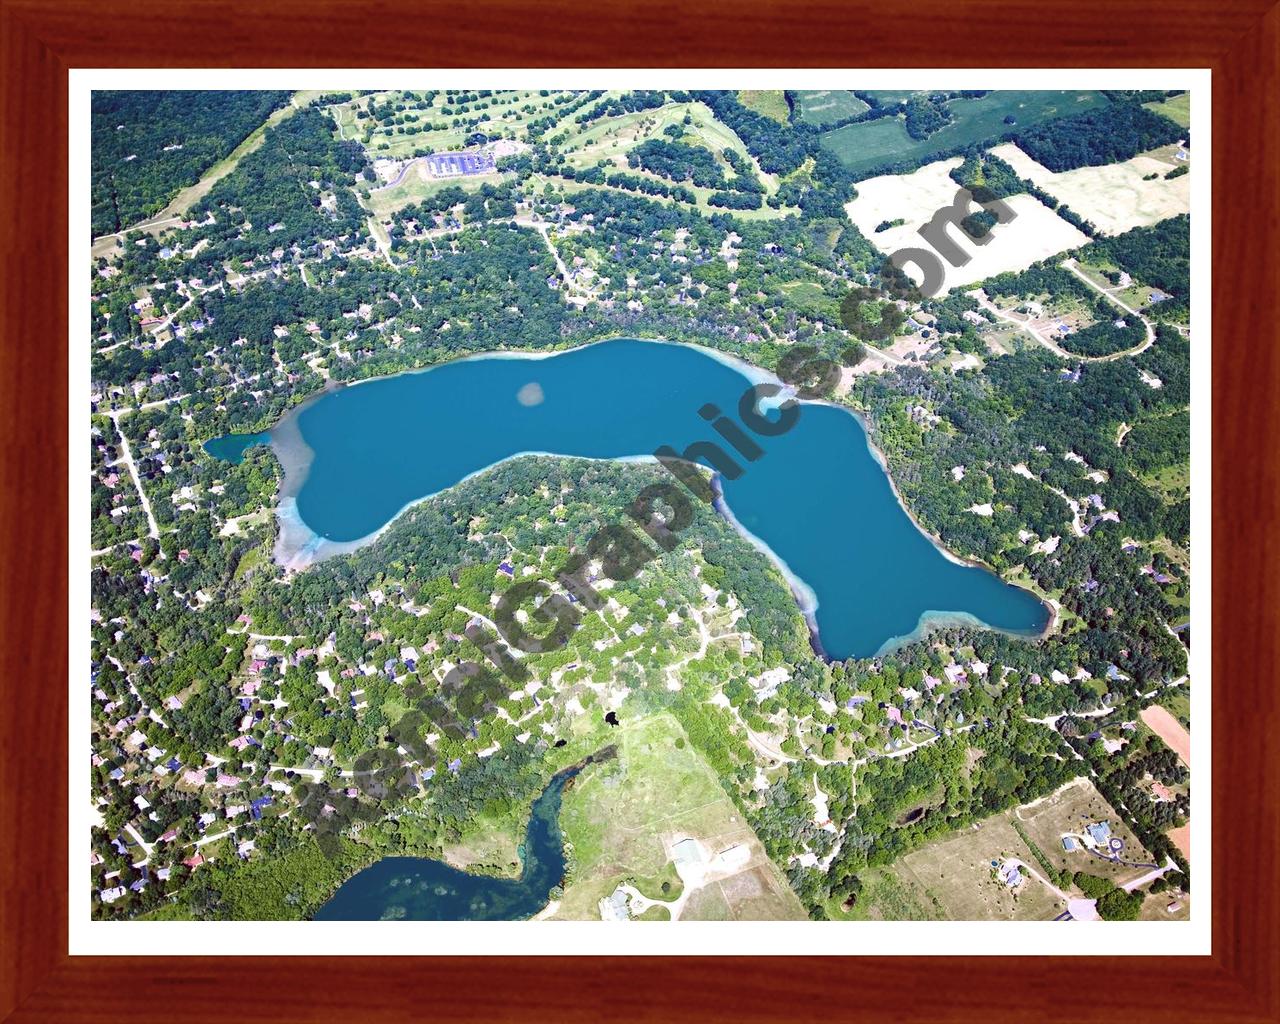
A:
[
  {"xmin": 208, "ymin": 338, "xmax": 1048, "ymax": 659},
  {"xmin": 314, "ymin": 765, "xmax": 578, "ymax": 921}
]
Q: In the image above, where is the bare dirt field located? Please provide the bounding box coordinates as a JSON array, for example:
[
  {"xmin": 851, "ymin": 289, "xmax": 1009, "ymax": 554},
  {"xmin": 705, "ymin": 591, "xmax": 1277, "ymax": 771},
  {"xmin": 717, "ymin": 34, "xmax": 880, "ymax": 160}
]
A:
[
  {"xmin": 990, "ymin": 141, "xmax": 1191, "ymax": 237},
  {"xmin": 843, "ymin": 157, "xmax": 1089, "ymax": 295},
  {"xmin": 1140, "ymin": 704, "xmax": 1191, "ymax": 767}
]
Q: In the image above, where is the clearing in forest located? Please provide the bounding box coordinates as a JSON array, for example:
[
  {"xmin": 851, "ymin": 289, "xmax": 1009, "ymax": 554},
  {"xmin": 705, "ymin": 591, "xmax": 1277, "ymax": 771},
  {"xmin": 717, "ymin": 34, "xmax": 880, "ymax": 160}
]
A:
[
  {"xmin": 990, "ymin": 141, "xmax": 1191, "ymax": 236},
  {"xmin": 843, "ymin": 157, "xmax": 1088, "ymax": 295},
  {"xmin": 551, "ymin": 713, "xmax": 805, "ymax": 921}
]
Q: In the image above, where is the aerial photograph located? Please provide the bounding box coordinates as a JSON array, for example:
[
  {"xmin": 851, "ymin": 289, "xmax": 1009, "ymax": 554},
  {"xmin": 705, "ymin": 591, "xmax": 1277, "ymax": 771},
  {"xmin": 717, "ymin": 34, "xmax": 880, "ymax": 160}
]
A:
[{"xmin": 87, "ymin": 86, "xmax": 1194, "ymax": 925}]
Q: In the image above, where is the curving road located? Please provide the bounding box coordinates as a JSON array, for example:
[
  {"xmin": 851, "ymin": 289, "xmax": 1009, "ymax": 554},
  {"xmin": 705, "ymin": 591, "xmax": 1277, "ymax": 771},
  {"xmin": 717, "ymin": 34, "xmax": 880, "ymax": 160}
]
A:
[{"xmin": 968, "ymin": 257, "xmax": 1157, "ymax": 363}]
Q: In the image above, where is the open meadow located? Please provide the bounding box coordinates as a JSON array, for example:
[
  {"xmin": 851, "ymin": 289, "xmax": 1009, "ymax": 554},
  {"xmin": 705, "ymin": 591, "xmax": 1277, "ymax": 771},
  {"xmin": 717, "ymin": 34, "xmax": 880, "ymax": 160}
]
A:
[
  {"xmin": 990, "ymin": 141, "xmax": 1191, "ymax": 236},
  {"xmin": 1144, "ymin": 92, "xmax": 1192, "ymax": 128},
  {"xmin": 737, "ymin": 90, "xmax": 791, "ymax": 123},
  {"xmin": 792, "ymin": 90, "xmax": 869, "ymax": 126},
  {"xmin": 843, "ymin": 157, "xmax": 1089, "ymax": 295}
]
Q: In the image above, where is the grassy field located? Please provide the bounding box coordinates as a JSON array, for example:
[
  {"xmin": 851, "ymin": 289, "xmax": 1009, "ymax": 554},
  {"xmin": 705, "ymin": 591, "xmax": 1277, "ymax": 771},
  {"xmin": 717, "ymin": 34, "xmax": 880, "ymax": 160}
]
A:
[
  {"xmin": 1142, "ymin": 462, "xmax": 1190, "ymax": 503},
  {"xmin": 738, "ymin": 90, "xmax": 791, "ymax": 124},
  {"xmin": 441, "ymin": 813, "xmax": 523, "ymax": 876},
  {"xmin": 1144, "ymin": 92, "xmax": 1192, "ymax": 128},
  {"xmin": 822, "ymin": 90, "xmax": 1109, "ymax": 179},
  {"xmin": 828, "ymin": 866, "xmax": 942, "ymax": 921},
  {"xmin": 552, "ymin": 712, "xmax": 805, "ymax": 921},
  {"xmin": 844, "ymin": 158, "xmax": 1089, "ymax": 295},
  {"xmin": 1159, "ymin": 688, "xmax": 1191, "ymax": 731},
  {"xmin": 792, "ymin": 90, "xmax": 869, "ymax": 126},
  {"xmin": 355, "ymin": 93, "xmax": 801, "ymax": 224},
  {"xmin": 833, "ymin": 777, "xmax": 1157, "ymax": 920},
  {"xmin": 365, "ymin": 166, "xmax": 507, "ymax": 220},
  {"xmin": 860, "ymin": 90, "xmax": 918, "ymax": 106},
  {"xmin": 991, "ymin": 140, "xmax": 1190, "ymax": 237},
  {"xmin": 547, "ymin": 98, "xmax": 804, "ymax": 220},
  {"xmin": 559, "ymin": 99, "xmax": 775, "ymax": 191},
  {"xmin": 528, "ymin": 172, "xmax": 795, "ymax": 224}
]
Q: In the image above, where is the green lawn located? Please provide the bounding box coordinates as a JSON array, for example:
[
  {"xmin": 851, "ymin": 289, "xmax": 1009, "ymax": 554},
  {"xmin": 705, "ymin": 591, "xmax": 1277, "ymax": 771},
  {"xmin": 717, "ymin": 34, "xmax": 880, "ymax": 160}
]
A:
[
  {"xmin": 1144, "ymin": 92, "xmax": 1191, "ymax": 128},
  {"xmin": 328, "ymin": 89, "xmax": 571, "ymax": 161},
  {"xmin": 365, "ymin": 168, "xmax": 507, "ymax": 220}
]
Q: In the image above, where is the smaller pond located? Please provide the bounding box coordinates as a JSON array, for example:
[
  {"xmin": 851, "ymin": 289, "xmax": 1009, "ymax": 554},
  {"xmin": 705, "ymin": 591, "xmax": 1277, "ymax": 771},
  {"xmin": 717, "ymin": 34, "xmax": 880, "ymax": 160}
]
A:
[
  {"xmin": 313, "ymin": 753, "xmax": 608, "ymax": 920},
  {"xmin": 202, "ymin": 431, "xmax": 271, "ymax": 464}
]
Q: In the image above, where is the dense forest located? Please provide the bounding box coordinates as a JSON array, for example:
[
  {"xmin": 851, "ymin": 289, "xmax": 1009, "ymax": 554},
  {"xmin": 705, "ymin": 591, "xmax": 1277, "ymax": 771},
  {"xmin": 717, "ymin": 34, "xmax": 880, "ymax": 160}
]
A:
[
  {"xmin": 91, "ymin": 90, "xmax": 291, "ymax": 236},
  {"xmin": 1014, "ymin": 102, "xmax": 1185, "ymax": 171}
]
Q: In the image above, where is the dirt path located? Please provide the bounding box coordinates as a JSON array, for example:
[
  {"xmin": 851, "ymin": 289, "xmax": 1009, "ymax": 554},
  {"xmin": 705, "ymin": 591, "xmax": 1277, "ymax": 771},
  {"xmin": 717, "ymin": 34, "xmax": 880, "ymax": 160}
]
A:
[
  {"xmin": 1004, "ymin": 857, "xmax": 1071, "ymax": 902},
  {"xmin": 1060, "ymin": 258, "xmax": 1156, "ymax": 360},
  {"xmin": 107, "ymin": 410, "xmax": 161, "ymax": 540},
  {"xmin": 1045, "ymin": 485, "xmax": 1086, "ymax": 537}
]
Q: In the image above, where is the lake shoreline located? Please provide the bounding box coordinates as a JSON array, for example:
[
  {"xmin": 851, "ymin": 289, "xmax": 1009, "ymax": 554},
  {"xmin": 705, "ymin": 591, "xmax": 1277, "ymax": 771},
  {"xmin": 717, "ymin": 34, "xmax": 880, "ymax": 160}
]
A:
[
  {"xmin": 210, "ymin": 335, "xmax": 1051, "ymax": 657},
  {"xmin": 842, "ymin": 401, "xmax": 1057, "ymax": 647}
]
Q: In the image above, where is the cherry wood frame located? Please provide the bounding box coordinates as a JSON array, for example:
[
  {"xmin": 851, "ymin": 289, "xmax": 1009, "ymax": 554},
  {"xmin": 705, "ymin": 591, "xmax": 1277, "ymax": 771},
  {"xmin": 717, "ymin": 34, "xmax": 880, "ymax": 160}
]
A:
[{"xmin": 2, "ymin": 1, "xmax": 1277, "ymax": 1020}]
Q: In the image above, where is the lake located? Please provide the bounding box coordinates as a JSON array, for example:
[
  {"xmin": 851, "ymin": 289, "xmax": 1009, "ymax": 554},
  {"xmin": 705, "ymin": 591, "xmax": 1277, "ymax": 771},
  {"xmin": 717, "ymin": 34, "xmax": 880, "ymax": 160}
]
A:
[
  {"xmin": 206, "ymin": 338, "xmax": 1048, "ymax": 659},
  {"xmin": 314, "ymin": 764, "xmax": 579, "ymax": 921}
]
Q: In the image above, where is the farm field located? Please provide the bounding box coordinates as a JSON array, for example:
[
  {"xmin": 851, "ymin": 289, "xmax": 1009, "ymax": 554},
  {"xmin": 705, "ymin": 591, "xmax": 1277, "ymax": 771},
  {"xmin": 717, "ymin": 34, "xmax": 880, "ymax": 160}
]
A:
[
  {"xmin": 1144, "ymin": 92, "xmax": 1191, "ymax": 127},
  {"xmin": 843, "ymin": 157, "xmax": 1089, "ymax": 295},
  {"xmin": 792, "ymin": 89, "xmax": 869, "ymax": 126},
  {"xmin": 822, "ymin": 90, "xmax": 1108, "ymax": 178},
  {"xmin": 551, "ymin": 713, "xmax": 805, "ymax": 921},
  {"xmin": 990, "ymin": 141, "xmax": 1191, "ymax": 236}
]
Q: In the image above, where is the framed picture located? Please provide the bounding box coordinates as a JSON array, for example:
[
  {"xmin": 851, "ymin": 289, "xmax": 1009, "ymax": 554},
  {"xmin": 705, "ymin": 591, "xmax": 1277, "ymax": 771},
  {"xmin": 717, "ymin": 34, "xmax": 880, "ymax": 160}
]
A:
[{"xmin": 2, "ymin": 1, "xmax": 1276, "ymax": 1020}]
